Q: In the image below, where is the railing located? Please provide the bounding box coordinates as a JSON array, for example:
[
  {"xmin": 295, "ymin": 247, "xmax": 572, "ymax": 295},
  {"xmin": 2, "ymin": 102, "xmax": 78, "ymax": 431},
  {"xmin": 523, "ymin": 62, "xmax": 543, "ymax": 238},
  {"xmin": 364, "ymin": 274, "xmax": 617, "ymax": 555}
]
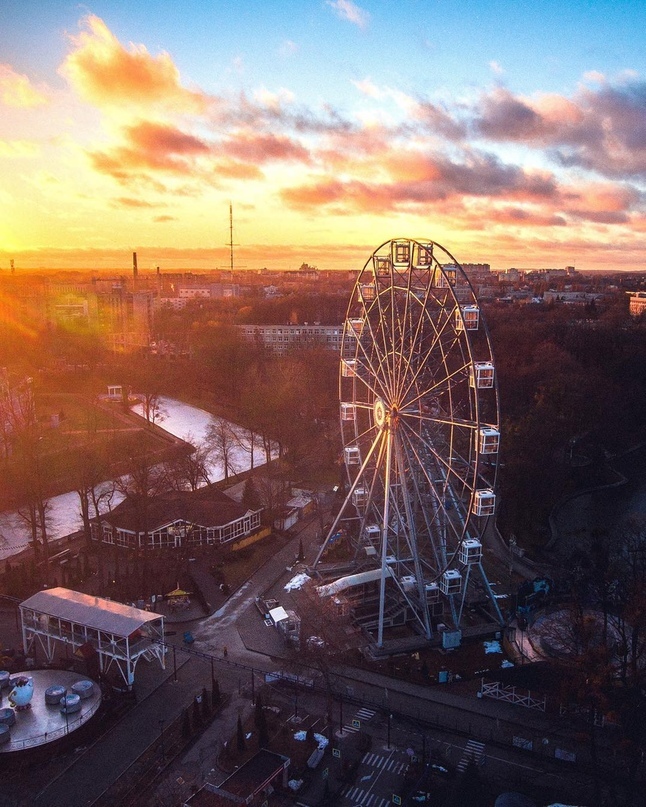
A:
[
  {"xmin": 479, "ymin": 679, "xmax": 546, "ymax": 712},
  {"xmin": 6, "ymin": 695, "xmax": 102, "ymax": 750}
]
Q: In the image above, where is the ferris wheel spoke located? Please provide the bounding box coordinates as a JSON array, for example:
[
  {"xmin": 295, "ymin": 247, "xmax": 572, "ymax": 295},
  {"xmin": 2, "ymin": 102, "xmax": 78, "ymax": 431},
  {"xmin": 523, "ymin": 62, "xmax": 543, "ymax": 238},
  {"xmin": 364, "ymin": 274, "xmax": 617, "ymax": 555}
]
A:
[
  {"xmin": 389, "ymin": 276, "xmax": 401, "ymax": 397},
  {"xmin": 343, "ymin": 418, "xmax": 378, "ymax": 452},
  {"xmin": 364, "ymin": 440, "xmax": 389, "ymax": 517},
  {"xmin": 394, "ymin": 276, "xmax": 415, "ymax": 397},
  {"xmin": 421, "ymin": 360, "xmax": 472, "ymax": 401},
  {"xmin": 399, "ymin": 305, "xmax": 458, "ymax": 404},
  {"xmin": 352, "ymin": 372, "xmax": 387, "ymax": 408},
  {"xmin": 352, "ymin": 339, "xmax": 391, "ymax": 403},
  {"xmin": 396, "ymin": 430, "xmax": 445, "ymax": 572},
  {"xmin": 357, "ymin": 302, "xmax": 396, "ymax": 399},
  {"xmin": 372, "ymin": 286, "xmax": 398, "ymax": 395},
  {"xmin": 401, "ymin": 417, "xmax": 475, "ymax": 498},
  {"xmin": 399, "ymin": 431, "xmax": 469, "ymax": 570},
  {"xmin": 409, "ymin": 411, "xmax": 478, "ymax": 430}
]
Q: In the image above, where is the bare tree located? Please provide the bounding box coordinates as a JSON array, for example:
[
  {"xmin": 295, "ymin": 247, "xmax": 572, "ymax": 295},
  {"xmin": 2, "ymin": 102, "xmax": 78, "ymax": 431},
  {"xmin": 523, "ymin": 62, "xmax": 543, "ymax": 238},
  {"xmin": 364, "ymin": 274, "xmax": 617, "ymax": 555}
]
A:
[
  {"xmin": 140, "ymin": 391, "xmax": 166, "ymax": 427},
  {"xmin": 113, "ymin": 444, "xmax": 169, "ymax": 585},
  {"xmin": 164, "ymin": 438, "xmax": 212, "ymax": 491},
  {"xmin": 205, "ymin": 417, "xmax": 240, "ymax": 482},
  {"xmin": 1, "ymin": 376, "xmax": 54, "ymax": 583}
]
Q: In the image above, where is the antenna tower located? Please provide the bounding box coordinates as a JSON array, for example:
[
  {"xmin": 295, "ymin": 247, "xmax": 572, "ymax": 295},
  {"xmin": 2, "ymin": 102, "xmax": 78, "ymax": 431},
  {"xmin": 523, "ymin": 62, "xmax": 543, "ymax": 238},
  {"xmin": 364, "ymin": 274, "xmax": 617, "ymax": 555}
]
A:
[{"xmin": 228, "ymin": 203, "xmax": 235, "ymax": 273}]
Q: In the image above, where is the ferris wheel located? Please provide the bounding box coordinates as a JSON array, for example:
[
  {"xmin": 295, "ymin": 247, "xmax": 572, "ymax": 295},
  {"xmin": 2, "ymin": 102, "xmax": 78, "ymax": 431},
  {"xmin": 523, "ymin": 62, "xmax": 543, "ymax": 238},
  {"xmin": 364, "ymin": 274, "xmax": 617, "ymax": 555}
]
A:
[{"xmin": 314, "ymin": 238, "xmax": 503, "ymax": 647}]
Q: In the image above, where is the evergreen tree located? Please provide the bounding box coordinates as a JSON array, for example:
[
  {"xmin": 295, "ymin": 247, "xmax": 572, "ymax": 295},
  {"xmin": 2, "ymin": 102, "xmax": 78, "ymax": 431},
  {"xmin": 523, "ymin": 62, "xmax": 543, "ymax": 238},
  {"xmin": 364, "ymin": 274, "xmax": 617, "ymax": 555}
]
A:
[
  {"xmin": 193, "ymin": 695, "xmax": 203, "ymax": 729},
  {"xmin": 211, "ymin": 678, "xmax": 221, "ymax": 707},
  {"xmin": 254, "ymin": 693, "xmax": 264, "ymax": 727},
  {"xmin": 201, "ymin": 686, "xmax": 211, "ymax": 721},
  {"xmin": 242, "ymin": 475, "xmax": 262, "ymax": 511},
  {"xmin": 236, "ymin": 714, "xmax": 246, "ymax": 753},
  {"xmin": 254, "ymin": 695, "xmax": 270, "ymax": 748},
  {"xmin": 182, "ymin": 708, "xmax": 192, "ymax": 739}
]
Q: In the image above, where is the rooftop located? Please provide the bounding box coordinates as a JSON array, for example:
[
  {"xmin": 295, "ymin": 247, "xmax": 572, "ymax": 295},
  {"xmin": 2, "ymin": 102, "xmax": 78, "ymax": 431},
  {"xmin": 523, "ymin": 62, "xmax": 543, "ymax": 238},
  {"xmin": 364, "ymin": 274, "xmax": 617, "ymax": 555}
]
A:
[{"xmin": 20, "ymin": 587, "xmax": 162, "ymax": 637}]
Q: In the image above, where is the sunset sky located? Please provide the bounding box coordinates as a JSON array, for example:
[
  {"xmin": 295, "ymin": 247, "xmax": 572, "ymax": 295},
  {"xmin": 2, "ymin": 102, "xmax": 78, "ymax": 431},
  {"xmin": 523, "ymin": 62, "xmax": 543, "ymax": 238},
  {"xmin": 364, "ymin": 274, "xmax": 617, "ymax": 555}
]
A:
[{"xmin": 2, "ymin": 0, "xmax": 646, "ymax": 272}]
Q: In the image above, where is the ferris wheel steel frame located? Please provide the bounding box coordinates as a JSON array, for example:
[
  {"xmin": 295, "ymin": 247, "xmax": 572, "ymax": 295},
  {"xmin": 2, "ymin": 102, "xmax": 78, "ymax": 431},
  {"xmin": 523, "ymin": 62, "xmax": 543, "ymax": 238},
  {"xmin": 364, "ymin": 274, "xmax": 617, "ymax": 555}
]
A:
[{"xmin": 314, "ymin": 238, "xmax": 504, "ymax": 647}]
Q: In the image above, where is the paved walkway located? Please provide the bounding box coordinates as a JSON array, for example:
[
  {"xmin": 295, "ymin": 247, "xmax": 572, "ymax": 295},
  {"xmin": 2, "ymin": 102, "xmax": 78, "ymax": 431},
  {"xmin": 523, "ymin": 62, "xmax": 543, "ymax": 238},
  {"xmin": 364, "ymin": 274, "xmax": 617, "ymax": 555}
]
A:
[{"xmin": 32, "ymin": 656, "xmax": 204, "ymax": 807}]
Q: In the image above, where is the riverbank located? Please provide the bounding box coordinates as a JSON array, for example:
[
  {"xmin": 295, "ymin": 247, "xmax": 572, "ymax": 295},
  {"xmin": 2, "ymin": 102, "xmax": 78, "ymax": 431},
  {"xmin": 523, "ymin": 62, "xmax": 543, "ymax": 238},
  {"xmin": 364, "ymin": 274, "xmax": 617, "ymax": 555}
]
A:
[{"xmin": 0, "ymin": 395, "xmax": 268, "ymax": 564}]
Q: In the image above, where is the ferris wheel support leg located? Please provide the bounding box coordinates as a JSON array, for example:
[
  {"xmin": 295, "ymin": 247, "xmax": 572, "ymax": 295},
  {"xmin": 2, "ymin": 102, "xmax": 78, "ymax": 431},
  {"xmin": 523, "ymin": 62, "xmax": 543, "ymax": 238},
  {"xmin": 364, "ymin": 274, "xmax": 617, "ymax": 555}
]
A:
[
  {"xmin": 447, "ymin": 592, "xmax": 459, "ymax": 629},
  {"xmin": 477, "ymin": 561, "xmax": 505, "ymax": 624},
  {"xmin": 377, "ymin": 430, "xmax": 394, "ymax": 648},
  {"xmin": 313, "ymin": 430, "xmax": 383, "ymax": 568},
  {"xmin": 456, "ymin": 564, "xmax": 472, "ymax": 627}
]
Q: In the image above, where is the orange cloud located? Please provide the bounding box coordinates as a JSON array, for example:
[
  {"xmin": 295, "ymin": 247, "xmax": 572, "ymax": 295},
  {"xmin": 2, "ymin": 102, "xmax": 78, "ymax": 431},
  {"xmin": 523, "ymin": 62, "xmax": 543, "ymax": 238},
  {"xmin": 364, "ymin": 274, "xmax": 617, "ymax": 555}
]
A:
[
  {"xmin": 61, "ymin": 15, "xmax": 206, "ymax": 113},
  {"xmin": 90, "ymin": 120, "xmax": 210, "ymax": 179},
  {"xmin": 112, "ymin": 197, "xmax": 159, "ymax": 208},
  {"xmin": 0, "ymin": 64, "xmax": 47, "ymax": 108},
  {"xmin": 221, "ymin": 131, "xmax": 310, "ymax": 164},
  {"xmin": 282, "ymin": 147, "xmax": 560, "ymax": 215}
]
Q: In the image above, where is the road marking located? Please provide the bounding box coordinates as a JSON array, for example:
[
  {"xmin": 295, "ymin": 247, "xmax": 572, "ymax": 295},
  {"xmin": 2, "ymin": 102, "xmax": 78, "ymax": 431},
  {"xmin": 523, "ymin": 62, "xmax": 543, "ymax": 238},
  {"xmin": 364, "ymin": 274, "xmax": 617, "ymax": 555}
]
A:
[
  {"xmin": 356, "ymin": 708, "xmax": 377, "ymax": 720},
  {"xmin": 361, "ymin": 753, "xmax": 405, "ymax": 774},
  {"xmin": 457, "ymin": 739, "xmax": 485, "ymax": 772},
  {"xmin": 484, "ymin": 751, "xmax": 548, "ymax": 772},
  {"xmin": 341, "ymin": 786, "xmax": 389, "ymax": 807}
]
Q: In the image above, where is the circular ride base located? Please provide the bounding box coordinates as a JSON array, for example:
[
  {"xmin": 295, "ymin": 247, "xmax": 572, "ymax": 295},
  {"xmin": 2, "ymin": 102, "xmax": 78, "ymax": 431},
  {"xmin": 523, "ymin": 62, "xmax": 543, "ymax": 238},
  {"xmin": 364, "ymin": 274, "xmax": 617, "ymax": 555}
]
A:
[{"xmin": 0, "ymin": 669, "xmax": 101, "ymax": 754}]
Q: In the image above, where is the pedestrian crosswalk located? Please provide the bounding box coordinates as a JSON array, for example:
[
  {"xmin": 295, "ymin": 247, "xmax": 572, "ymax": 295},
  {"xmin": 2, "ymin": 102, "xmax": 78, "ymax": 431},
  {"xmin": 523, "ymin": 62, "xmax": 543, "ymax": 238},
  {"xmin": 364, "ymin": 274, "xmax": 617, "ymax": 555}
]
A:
[
  {"xmin": 360, "ymin": 752, "xmax": 407, "ymax": 775},
  {"xmin": 457, "ymin": 739, "xmax": 485, "ymax": 773},
  {"xmin": 339, "ymin": 749, "xmax": 409, "ymax": 806},
  {"xmin": 356, "ymin": 707, "xmax": 377, "ymax": 721},
  {"xmin": 341, "ymin": 707, "xmax": 377, "ymax": 734},
  {"xmin": 340, "ymin": 785, "xmax": 390, "ymax": 807}
]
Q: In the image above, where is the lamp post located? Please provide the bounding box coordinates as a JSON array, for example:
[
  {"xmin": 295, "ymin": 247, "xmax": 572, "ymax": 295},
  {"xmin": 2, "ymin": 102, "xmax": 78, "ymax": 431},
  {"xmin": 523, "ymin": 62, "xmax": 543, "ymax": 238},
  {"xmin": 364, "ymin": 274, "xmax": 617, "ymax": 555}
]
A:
[
  {"xmin": 508, "ymin": 535, "xmax": 517, "ymax": 588},
  {"xmin": 159, "ymin": 719, "xmax": 165, "ymax": 760}
]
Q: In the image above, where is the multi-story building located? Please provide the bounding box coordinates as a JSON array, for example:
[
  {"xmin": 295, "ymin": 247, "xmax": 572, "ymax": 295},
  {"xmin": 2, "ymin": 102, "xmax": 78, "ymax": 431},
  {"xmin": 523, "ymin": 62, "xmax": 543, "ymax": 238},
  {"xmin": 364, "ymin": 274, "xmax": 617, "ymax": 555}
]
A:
[
  {"xmin": 628, "ymin": 292, "xmax": 646, "ymax": 317},
  {"xmin": 239, "ymin": 323, "xmax": 344, "ymax": 355},
  {"xmin": 96, "ymin": 289, "xmax": 154, "ymax": 353}
]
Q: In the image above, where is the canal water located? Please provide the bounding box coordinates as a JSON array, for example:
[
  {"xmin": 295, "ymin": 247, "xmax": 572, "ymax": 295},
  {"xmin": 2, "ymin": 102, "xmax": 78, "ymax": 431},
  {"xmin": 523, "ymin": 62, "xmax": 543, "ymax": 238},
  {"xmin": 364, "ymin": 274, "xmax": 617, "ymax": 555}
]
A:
[{"xmin": 0, "ymin": 398, "xmax": 266, "ymax": 560}]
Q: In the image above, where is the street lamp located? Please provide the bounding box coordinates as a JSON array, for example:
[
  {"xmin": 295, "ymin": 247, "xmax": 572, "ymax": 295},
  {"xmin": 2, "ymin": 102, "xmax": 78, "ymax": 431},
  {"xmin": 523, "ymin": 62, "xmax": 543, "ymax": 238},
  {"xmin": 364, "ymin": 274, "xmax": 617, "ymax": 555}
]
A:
[
  {"xmin": 508, "ymin": 535, "xmax": 517, "ymax": 586},
  {"xmin": 159, "ymin": 719, "xmax": 165, "ymax": 760}
]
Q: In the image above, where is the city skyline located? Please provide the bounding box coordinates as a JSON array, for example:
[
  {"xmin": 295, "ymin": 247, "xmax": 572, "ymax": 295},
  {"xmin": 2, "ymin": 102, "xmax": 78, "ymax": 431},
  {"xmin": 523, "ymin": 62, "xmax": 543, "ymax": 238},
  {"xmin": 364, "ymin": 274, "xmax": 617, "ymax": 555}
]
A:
[{"xmin": 2, "ymin": 0, "xmax": 646, "ymax": 272}]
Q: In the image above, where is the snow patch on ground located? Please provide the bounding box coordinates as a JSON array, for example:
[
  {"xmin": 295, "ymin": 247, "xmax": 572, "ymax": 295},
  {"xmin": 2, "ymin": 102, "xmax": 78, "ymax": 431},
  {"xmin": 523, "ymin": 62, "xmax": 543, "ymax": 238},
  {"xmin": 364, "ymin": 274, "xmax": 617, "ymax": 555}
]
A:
[
  {"xmin": 284, "ymin": 573, "xmax": 310, "ymax": 591},
  {"xmin": 484, "ymin": 640, "xmax": 503, "ymax": 654},
  {"xmin": 314, "ymin": 733, "xmax": 328, "ymax": 748}
]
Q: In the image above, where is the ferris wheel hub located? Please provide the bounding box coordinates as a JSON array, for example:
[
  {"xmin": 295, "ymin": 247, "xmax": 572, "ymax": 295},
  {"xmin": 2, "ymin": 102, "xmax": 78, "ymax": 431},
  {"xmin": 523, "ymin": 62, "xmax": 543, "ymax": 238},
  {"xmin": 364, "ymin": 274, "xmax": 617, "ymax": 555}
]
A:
[{"xmin": 373, "ymin": 398, "xmax": 387, "ymax": 428}]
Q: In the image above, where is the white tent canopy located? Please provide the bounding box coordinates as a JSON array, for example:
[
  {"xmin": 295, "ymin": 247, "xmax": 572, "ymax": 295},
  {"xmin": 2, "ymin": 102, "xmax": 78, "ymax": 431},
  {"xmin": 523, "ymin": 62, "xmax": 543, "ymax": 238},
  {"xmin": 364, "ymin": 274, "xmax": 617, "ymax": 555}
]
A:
[{"xmin": 19, "ymin": 587, "xmax": 165, "ymax": 688}]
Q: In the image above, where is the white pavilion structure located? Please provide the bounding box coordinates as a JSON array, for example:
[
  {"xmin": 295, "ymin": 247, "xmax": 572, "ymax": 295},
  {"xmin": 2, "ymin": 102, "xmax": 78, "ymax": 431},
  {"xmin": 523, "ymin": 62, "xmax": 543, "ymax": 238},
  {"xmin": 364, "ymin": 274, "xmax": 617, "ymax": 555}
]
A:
[{"xmin": 19, "ymin": 588, "xmax": 166, "ymax": 689}]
